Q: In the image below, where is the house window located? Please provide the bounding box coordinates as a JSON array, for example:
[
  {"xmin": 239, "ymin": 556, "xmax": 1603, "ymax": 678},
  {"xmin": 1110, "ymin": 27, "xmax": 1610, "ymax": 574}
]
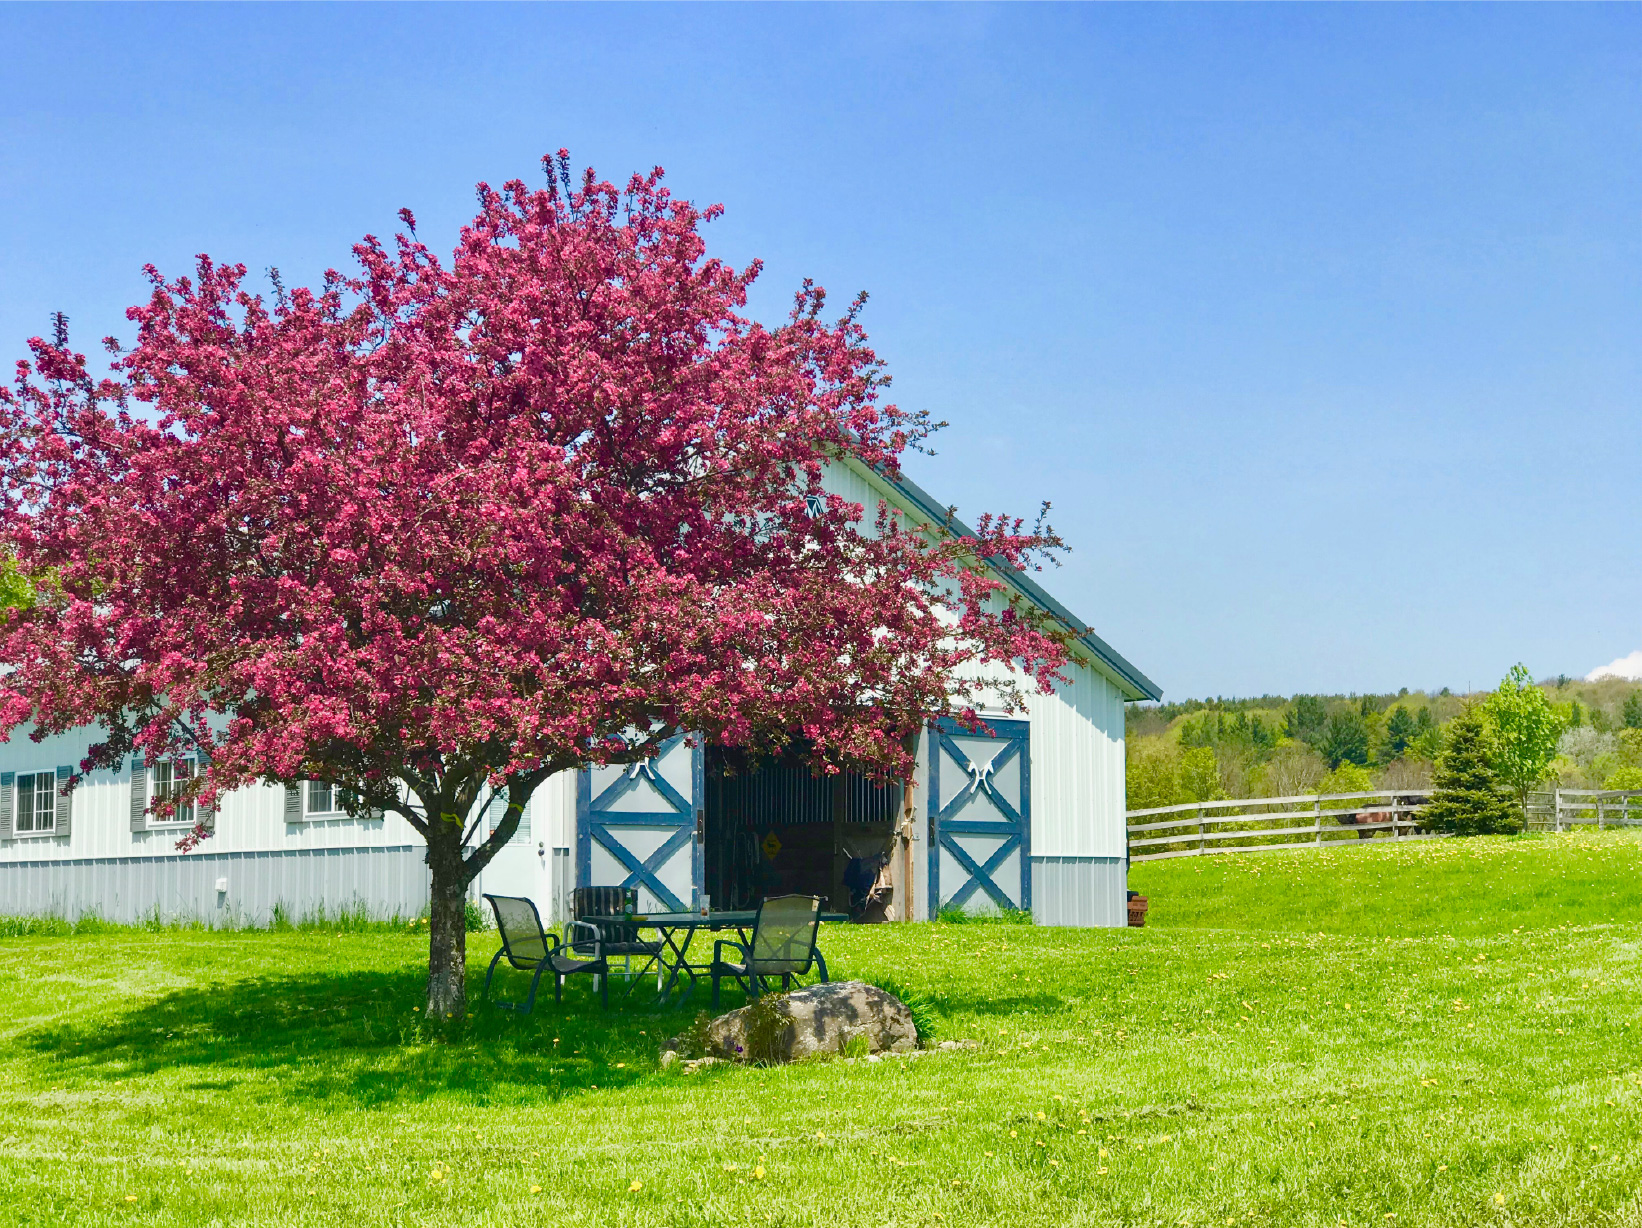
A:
[
  {"xmin": 152, "ymin": 758, "xmax": 196, "ymax": 826},
  {"xmin": 15, "ymin": 772, "xmax": 57, "ymax": 835},
  {"xmin": 305, "ymin": 782, "xmax": 358, "ymax": 818}
]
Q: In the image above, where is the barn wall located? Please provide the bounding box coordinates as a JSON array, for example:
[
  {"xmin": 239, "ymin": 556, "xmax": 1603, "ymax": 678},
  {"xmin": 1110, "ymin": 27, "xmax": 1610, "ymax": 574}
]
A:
[
  {"xmin": 0, "ymin": 724, "xmax": 578, "ymax": 927},
  {"xmin": 0, "ymin": 845, "xmax": 429, "ymax": 927},
  {"xmin": 1025, "ymin": 659, "xmax": 1127, "ymax": 859}
]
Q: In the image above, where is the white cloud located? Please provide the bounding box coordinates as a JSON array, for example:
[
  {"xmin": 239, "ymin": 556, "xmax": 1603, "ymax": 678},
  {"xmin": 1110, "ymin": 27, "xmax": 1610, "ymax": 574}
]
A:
[{"xmin": 1586, "ymin": 650, "xmax": 1642, "ymax": 682}]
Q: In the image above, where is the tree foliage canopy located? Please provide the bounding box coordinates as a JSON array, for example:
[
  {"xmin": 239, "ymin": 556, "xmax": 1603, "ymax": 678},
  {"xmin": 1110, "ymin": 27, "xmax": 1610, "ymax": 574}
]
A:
[{"xmin": 0, "ymin": 156, "xmax": 1074, "ymax": 1016}]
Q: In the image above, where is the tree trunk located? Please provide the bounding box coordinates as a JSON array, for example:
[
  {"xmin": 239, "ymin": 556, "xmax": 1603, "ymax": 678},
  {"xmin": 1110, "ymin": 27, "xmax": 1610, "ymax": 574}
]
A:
[{"xmin": 426, "ymin": 824, "xmax": 469, "ymax": 1022}]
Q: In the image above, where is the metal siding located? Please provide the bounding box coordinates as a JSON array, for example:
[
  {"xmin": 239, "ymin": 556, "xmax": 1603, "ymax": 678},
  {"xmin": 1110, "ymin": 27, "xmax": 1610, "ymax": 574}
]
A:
[
  {"xmin": 1031, "ymin": 856, "xmax": 1127, "ymax": 927},
  {"xmin": 0, "ymin": 845, "xmax": 430, "ymax": 926},
  {"xmin": 1025, "ymin": 659, "xmax": 1126, "ymax": 859}
]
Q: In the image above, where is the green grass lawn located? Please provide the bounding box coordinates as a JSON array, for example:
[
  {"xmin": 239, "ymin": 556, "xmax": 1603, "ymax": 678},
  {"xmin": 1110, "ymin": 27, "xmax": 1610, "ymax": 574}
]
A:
[{"xmin": 3, "ymin": 831, "xmax": 1641, "ymax": 1227}]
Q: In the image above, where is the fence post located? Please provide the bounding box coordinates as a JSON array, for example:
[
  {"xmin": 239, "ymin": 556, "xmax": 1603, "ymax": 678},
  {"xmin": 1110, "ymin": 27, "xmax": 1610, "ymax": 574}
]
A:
[
  {"xmin": 1314, "ymin": 796, "xmax": 1321, "ymax": 845},
  {"xmin": 1198, "ymin": 806, "xmax": 1205, "ymax": 856}
]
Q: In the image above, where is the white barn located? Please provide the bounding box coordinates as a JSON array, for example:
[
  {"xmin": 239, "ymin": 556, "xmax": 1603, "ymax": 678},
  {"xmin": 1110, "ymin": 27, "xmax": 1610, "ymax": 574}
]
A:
[{"xmin": 0, "ymin": 458, "xmax": 1158, "ymax": 928}]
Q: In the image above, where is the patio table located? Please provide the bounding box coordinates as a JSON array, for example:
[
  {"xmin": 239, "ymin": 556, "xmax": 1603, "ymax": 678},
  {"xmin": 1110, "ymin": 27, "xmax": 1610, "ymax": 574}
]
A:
[{"xmin": 579, "ymin": 908, "xmax": 848, "ymax": 1003}]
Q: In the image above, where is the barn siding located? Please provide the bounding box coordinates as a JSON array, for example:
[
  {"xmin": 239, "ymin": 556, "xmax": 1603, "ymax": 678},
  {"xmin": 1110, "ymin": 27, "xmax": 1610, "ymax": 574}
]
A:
[{"xmin": 0, "ymin": 845, "xmax": 430, "ymax": 927}]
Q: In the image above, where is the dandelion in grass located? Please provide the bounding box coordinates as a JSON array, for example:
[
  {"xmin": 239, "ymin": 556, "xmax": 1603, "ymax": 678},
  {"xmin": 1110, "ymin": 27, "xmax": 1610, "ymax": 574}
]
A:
[
  {"xmin": 752, "ymin": 1166, "xmax": 766, "ymax": 1180},
  {"xmin": 628, "ymin": 1180, "xmax": 643, "ymax": 1193},
  {"xmin": 1494, "ymin": 1194, "xmax": 1505, "ymax": 1206},
  {"xmin": 530, "ymin": 1185, "xmax": 542, "ymax": 1194}
]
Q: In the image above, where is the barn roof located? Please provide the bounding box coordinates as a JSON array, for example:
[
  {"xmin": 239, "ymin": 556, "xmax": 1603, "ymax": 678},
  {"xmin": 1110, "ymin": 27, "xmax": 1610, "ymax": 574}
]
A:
[{"xmin": 847, "ymin": 460, "xmax": 1162, "ymax": 703}]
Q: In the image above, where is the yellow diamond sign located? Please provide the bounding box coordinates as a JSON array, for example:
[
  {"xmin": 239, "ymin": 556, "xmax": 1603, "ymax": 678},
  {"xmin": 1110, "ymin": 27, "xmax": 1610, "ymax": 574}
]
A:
[{"xmin": 762, "ymin": 831, "xmax": 782, "ymax": 860}]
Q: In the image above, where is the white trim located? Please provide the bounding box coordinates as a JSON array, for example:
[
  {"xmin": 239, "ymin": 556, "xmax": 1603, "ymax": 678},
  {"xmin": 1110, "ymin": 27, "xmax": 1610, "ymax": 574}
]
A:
[
  {"xmin": 147, "ymin": 757, "xmax": 200, "ymax": 828},
  {"xmin": 13, "ymin": 769, "xmax": 58, "ymax": 837}
]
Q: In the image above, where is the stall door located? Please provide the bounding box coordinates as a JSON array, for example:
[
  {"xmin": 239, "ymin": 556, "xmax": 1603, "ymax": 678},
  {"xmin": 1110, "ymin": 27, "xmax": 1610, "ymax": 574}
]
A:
[
  {"xmin": 928, "ymin": 717, "xmax": 1031, "ymax": 916},
  {"xmin": 577, "ymin": 733, "xmax": 703, "ymax": 912}
]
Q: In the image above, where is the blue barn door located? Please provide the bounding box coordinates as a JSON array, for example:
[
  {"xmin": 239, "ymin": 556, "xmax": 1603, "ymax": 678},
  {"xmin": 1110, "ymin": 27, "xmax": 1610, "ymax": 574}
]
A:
[
  {"xmin": 928, "ymin": 717, "xmax": 1031, "ymax": 917},
  {"xmin": 577, "ymin": 733, "xmax": 703, "ymax": 912}
]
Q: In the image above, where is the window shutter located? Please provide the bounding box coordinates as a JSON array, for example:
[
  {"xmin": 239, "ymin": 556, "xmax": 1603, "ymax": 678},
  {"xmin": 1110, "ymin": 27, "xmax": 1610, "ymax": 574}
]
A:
[
  {"xmin": 0, "ymin": 771, "xmax": 12, "ymax": 839},
  {"xmin": 129, "ymin": 760, "xmax": 147, "ymax": 832},
  {"xmin": 516, "ymin": 798, "xmax": 531, "ymax": 842},
  {"xmin": 196, "ymin": 751, "xmax": 216, "ymax": 834},
  {"xmin": 283, "ymin": 783, "xmax": 302, "ymax": 822},
  {"xmin": 54, "ymin": 766, "xmax": 72, "ymax": 838}
]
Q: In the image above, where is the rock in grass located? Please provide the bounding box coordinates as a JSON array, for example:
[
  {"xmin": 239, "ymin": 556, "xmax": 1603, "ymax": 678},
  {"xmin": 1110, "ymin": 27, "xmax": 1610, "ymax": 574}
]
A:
[{"xmin": 706, "ymin": 980, "xmax": 917, "ymax": 1064}]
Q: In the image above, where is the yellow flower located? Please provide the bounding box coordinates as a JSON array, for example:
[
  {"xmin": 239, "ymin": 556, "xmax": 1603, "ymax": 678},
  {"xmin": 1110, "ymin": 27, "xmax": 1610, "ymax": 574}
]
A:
[
  {"xmin": 628, "ymin": 1179, "xmax": 643, "ymax": 1193},
  {"xmin": 124, "ymin": 1196, "xmax": 137, "ymax": 1203},
  {"xmin": 984, "ymin": 1151, "xmax": 994, "ymax": 1157},
  {"xmin": 1035, "ymin": 1111, "xmax": 1046, "ymax": 1121},
  {"xmin": 615, "ymin": 1062, "xmax": 626, "ymax": 1069},
  {"xmin": 1098, "ymin": 1166, "xmax": 1108, "ymax": 1175},
  {"xmin": 529, "ymin": 1184, "xmax": 542, "ymax": 1194},
  {"xmin": 1099, "ymin": 1147, "xmax": 1110, "ymax": 1158},
  {"xmin": 752, "ymin": 1165, "xmax": 766, "ymax": 1180},
  {"xmin": 1494, "ymin": 1194, "xmax": 1505, "ymax": 1206},
  {"xmin": 1049, "ymin": 1159, "xmax": 1061, "ymax": 1168}
]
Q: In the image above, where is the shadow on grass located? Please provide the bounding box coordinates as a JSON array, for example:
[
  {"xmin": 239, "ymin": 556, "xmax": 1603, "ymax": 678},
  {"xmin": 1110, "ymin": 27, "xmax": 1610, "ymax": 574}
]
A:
[
  {"xmin": 18, "ymin": 953, "xmax": 1072, "ymax": 1109},
  {"xmin": 19, "ymin": 963, "xmax": 704, "ymax": 1109}
]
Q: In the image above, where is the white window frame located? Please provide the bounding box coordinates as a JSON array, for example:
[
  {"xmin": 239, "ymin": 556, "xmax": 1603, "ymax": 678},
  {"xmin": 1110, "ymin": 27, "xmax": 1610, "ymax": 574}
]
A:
[
  {"xmin": 304, "ymin": 780, "xmax": 360, "ymax": 820},
  {"xmin": 148, "ymin": 757, "xmax": 199, "ymax": 827},
  {"xmin": 307, "ymin": 780, "xmax": 340, "ymax": 818},
  {"xmin": 13, "ymin": 770, "xmax": 58, "ymax": 837}
]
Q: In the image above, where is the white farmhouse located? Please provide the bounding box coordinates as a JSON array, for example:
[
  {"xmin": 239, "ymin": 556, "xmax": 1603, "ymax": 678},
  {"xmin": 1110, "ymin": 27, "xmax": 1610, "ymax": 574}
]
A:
[{"xmin": 0, "ymin": 459, "xmax": 1158, "ymax": 928}]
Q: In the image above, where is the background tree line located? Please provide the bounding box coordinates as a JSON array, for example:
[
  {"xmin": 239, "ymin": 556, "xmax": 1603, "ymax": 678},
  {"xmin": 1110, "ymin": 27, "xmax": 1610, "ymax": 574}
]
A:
[{"xmin": 1125, "ymin": 672, "xmax": 1642, "ymax": 811}]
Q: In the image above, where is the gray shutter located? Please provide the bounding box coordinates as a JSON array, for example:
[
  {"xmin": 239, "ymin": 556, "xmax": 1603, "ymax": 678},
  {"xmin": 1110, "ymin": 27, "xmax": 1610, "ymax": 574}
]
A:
[
  {"xmin": 54, "ymin": 765, "xmax": 72, "ymax": 838},
  {"xmin": 283, "ymin": 783, "xmax": 302, "ymax": 823},
  {"xmin": 129, "ymin": 760, "xmax": 147, "ymax": 832},
  {"xmin": 196, "ymin": 751, "xmax": 215, "ymax": 834},
  {"xmin": 516, "ymin": 798, "xmax": 531, "ymax": 842},
  {"xmin": 0, "ymin": 771, "xmax": 12, "ymax": 839}
]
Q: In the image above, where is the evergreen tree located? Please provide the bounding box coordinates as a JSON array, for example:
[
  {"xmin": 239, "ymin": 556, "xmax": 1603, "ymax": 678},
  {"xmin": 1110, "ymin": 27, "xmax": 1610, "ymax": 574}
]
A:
[
  {"xmin": 1382, "ymin": 706, "xmax": 1416, "ymax": 761},
  {"xmin": 1424, "ymin": 706, "xmax": 1519, "ymax": 836},
  {"xmin": 1623, "ymin": 692, "xmax": 1642, "ymax": 730},
  {"xmin": 1286, "ymin": 695, "xmax": 1328, "ymax": 746},
  {"xmin": 1319, "ymin": 710, "xmax": 1370, "ymax": 768}
]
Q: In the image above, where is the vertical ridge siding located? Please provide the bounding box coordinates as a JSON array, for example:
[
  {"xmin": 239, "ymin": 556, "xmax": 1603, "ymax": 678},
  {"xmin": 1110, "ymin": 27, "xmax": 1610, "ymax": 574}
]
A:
[
  {"xmin": 1031, "ymin": 857, "xmax": 1126, "ymax": 927},
  {"xmin": 1026, "ymin": 659, "xmax": 1126, "ymax": 859},
  {"xmin": 0, "ymin": 845, "xmax": 430, "ymax": 926}
]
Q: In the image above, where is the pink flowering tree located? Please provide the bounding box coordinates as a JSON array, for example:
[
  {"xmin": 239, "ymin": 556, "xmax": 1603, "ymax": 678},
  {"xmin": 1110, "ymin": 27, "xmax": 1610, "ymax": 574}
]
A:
[{"xmin": 0, "ymin": 156, "xmax": 1074, "ymax": 1019}]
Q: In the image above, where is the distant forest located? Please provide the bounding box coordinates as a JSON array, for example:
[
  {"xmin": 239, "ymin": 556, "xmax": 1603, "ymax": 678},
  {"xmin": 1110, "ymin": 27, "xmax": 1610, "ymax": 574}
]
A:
[{"xmin": 1123, "ymin": 674, "xmax": 1642, "ymax": 810}]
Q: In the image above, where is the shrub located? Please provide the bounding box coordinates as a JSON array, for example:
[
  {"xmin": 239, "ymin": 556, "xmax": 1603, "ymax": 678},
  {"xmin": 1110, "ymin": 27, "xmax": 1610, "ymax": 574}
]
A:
[{"xmin": 1603, "ymin": 765, "xmax": 1642, "ymax": 791}]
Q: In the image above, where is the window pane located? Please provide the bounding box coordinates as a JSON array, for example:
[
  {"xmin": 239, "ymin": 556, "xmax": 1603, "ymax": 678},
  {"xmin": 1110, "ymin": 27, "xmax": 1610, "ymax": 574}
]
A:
[
  {"xmin": 34, "ymin": 775, "xmax": 54, "ymax": 832},
  {"xmin": 16, "ymin": 773, "xmax": 35, "ymax": 833},
  {"xmin": 308, "ymin": 781, "xmax": 333, "ymax": 814}
]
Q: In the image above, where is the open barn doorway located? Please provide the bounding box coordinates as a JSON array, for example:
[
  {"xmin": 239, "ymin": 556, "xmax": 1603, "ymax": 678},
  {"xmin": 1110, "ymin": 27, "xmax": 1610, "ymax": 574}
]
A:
[{"xmin": 703, "ymin": 743, "xmax": 902, "ymax": 920}]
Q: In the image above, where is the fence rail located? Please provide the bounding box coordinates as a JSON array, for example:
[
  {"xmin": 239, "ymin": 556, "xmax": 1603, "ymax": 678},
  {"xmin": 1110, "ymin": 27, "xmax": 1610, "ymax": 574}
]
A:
[
  {"xmin": 1525, "ymin": 789, "xmax": 1642, "ymax": 832},
  {"xmin": 1126, "ymin": 790, "xmax": 1435, "ymax": 862}
]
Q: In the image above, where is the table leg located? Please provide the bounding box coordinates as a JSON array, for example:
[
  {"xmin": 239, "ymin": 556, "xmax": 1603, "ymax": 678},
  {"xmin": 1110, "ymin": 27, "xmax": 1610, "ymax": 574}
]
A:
[{"xmin": 657, "ymin": 923, "xmax": 701, "ymax": 1004}]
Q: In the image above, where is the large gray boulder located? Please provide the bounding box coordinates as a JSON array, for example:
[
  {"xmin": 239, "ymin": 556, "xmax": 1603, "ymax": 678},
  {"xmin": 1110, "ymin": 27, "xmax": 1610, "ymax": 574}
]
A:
[{"xmin": 704, "ymin": 980, "xmax": 918, "ymax": 1064}]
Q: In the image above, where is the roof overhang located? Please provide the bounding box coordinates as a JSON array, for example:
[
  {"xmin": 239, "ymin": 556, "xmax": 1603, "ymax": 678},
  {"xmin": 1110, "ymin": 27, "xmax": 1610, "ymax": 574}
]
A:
[{"xmin": 835, "ymin": 454, "xmax": 1163, "ymax": 702}]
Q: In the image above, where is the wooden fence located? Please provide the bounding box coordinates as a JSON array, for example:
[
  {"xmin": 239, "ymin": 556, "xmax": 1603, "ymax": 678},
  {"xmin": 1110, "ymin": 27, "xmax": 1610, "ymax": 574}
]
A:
[
  {"xmin": 1525, "ymin": 789, "xmax": 1642, "ymax": 832},
  {"xmin": 1126, "ymin": 791, "xmax": 1435, "ymax": 862}
]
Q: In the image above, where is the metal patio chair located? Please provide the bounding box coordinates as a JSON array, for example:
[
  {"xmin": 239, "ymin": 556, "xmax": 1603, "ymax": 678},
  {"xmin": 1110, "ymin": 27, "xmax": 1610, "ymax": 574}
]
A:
[
  {"xmin": 571, "ymin": 885, "xmax": 666, "ymax": 993},
  {"xmin": 710, "ymin": 894, "xmax": 829, "ymax": 1006},
  {"xmin": 482, "ymin": 893, "xmax": 608, "ymax": 1013}
]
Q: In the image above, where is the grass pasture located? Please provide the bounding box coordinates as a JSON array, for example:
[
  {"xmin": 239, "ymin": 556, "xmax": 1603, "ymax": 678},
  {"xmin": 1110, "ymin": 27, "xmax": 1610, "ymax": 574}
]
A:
[{"xmin": 0, "ymin": 832, "xmax": 1639, "ymax": 1227}]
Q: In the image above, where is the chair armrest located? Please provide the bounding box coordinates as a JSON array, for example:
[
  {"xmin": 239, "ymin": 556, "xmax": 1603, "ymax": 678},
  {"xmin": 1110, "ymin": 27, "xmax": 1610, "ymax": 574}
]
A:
[
  {"xmin": 566, "ymin": 920, "xmax": 604, "ymax": 960},
  {"xmin": 712, "ymin": 938, "xmax": 749, "ymax": 966}
]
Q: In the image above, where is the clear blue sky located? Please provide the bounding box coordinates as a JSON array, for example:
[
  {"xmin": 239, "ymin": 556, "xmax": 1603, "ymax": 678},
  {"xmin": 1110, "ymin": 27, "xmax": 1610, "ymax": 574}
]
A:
[{"xmin": 2, "ymin": 4, "xmax": 1637, "ymax": 702}]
